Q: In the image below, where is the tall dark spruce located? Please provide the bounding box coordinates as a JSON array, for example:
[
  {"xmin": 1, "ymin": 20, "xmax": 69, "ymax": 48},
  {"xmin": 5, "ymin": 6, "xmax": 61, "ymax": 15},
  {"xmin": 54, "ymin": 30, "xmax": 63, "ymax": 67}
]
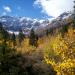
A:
[{"xmin": 29, "ymin": 28, "xmax": 38, "ymax": 47}]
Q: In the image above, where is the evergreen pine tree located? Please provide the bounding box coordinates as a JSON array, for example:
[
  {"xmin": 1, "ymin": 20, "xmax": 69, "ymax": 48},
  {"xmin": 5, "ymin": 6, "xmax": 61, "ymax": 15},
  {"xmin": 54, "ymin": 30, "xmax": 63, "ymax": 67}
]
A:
[
  {"xmin": 0, "ymin": 22, "xmax": 9, "ymax": 43},
  {"xmin": 11, "ymin": 33, "xmax": 16, "ymax": 47},
  {"xmin": 60, "ymin": 25, "xmax": 69, "ymax": 33},
  {"xmin": 29, "ymin": 29, "xmax": 38, "ymax": 47},
  {"xmin": 46, "ymin": 29, "xmax": 49, "ymax": 36},
  {"xmin": 48, "ymin": 28, "xmax": 54, "ymax": 35},
  {"xmin": 18, "ymin": 30, "xmax": 25, "ymax": 45}
]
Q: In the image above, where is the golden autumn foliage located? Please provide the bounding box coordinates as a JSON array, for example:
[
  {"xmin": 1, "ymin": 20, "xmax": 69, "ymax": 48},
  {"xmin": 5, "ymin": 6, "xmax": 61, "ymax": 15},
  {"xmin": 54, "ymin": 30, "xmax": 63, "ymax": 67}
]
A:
[
  {"xmin": 11, "ymin": 25, "xmax": 75, "ymax": 75},
  {"xmin": 12, "ymin": 25, "xmax": 75, "ymax": 75},
  {"xmin": 44, "ymin": 27, "xmax": 75, "ymax": 75},
  {"xmin": 1, "ymin": 24, "xmax": 75, "ymax": 75}
]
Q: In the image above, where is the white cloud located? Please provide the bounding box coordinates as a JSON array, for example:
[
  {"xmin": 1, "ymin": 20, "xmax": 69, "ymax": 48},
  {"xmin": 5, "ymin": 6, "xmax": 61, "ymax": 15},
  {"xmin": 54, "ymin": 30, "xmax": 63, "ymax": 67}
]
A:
[
  {"xmin": 3, "ymin": 6, "xmax": 11, "ymax": 13},
  {"xmin": 34, "ymin": 0, "xmax": 74, "ymax": 18}
]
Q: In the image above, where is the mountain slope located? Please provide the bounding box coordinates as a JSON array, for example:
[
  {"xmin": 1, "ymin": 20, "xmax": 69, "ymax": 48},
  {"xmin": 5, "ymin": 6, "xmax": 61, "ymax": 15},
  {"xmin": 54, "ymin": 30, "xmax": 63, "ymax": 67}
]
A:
[{"xmin": 0, "ymin": 12, "xmax": 73, "ymax": 35}]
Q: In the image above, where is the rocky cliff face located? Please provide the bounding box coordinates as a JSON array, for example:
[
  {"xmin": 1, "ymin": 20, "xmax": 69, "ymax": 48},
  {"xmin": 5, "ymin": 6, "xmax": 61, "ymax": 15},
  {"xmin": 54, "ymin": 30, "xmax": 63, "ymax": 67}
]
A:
[{"xmin": 0, "ymin": 12, "xmax": 73, "ymax": 35}]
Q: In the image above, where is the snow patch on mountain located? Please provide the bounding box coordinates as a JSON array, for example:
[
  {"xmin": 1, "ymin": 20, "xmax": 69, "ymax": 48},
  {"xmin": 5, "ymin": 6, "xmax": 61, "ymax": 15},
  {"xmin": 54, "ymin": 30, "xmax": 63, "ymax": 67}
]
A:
[{"xmin": 0, "ymin": 12, "xmax": 72, "ymax": 35}]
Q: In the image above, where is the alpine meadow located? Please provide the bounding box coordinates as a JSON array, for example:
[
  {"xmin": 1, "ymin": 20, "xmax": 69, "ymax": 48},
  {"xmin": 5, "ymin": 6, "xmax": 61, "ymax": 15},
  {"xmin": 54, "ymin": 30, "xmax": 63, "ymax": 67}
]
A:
[{"xmin": 0, "ymin": 0, "xmax": 75, "ymax": 75}]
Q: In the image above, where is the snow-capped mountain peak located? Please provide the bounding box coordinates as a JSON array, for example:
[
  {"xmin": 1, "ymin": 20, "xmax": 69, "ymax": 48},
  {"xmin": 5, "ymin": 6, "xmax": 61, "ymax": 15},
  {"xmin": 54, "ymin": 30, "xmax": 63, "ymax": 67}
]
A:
[{"xmin": 0, "ymin": 12, "xmax": 72, "ymax": 36}]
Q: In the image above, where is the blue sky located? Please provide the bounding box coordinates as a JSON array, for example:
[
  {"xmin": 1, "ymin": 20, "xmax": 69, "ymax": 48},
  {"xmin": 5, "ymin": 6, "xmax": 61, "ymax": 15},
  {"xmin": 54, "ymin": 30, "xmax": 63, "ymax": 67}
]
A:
[
  {"xmin": 0, "ymin": 0, "xmax": 52, "ymax": 19},
  {"xmin": 0, "ymin": 0, "xmax": 73, "ymax": 19}
]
